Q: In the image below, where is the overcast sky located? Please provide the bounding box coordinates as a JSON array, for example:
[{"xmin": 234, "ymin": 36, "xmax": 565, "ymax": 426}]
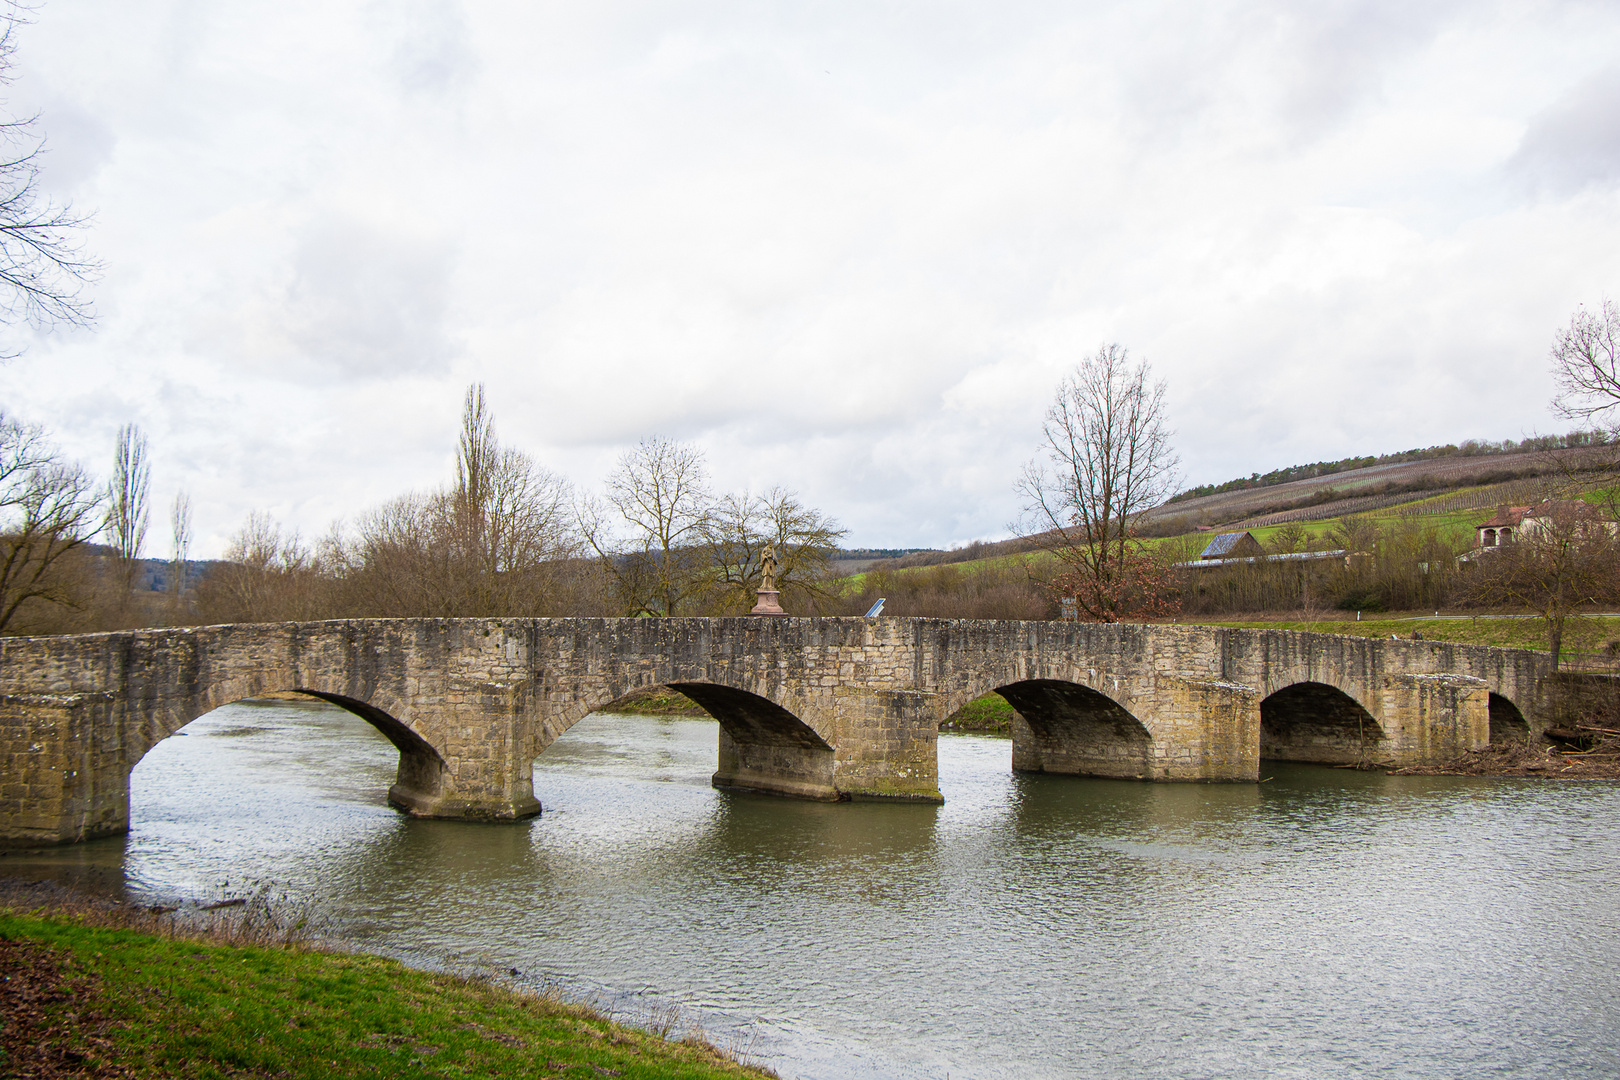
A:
[{"xmin": 3, "ymin": 0, "xmax": 1619, "ymax": 556}]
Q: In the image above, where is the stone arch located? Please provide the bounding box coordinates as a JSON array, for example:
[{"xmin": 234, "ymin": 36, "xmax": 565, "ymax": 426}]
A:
[
  {"xmin": 539, "ymin": 678, "xmax": 838, "ymax": 801},
  {"xmin": 134, "ymin": 686, "xmax": 448, "ymax": 819},
  {"xmin": 671, "ymin": 682, "xmax": 838, "ymax": 800},
  {"xmin": 294, "ymin": 691, "xmax": 448, "ymax": 813},
  {"xmin": 993, "ymin": 678, "xmax": 1157, "ymax": 780},
  {"xmin": 1260, "ymin": 681, "xmax": 1385, "ymax": 764},
  {"xmin": 1487, "ymin": 692, "xmax": 1529, "ymax": 744}
]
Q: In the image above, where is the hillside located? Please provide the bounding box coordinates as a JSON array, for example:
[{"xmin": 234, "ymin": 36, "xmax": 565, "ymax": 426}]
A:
[
  {"xmin": 832, "ymin": 437, "xmax": 1619, "ymax": 633},
  {"xmin": 840, "ymin": 440, "xmax": 1616, "ymax": 577},
  {"xmin": 1139, "ymin": 443, "xmax": 1614, "ymax": 534}
]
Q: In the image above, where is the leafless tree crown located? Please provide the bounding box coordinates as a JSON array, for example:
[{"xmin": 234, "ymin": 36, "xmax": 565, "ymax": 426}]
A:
[
  {"xmin": 108, "ymin": 423, "xmax": 150, "ymax": 575},
  {"xmin": 1020, "ymin": 344, "xmax": 1179, "ymax": 542},
  {"xmin": 169, "ymin": 489, "xmax": 191, "ymax": 597},
  {"xmin": 311, "ymin": 384, "xmax": 578, "ymax": 619},
  {"xmin": 1016, "ymin": 344, "xmax": 1179, "ymax": 619},
  {"xmin": 584, "ymin": 436, "xmax": 714, "ymax": 617},
  {"xmin": 703, "ymin": 486, "xmax": 846, "ymax": 614},
  {"xmin": 0, "ymin": 410, "xmax": 101, "ymax": 631},
  {"xmin": 1550, "ymin": 298, "xmax": 1620, "ymax": 426},
  {"xmin": 0, "ymin": 5, "xmax": 98, "ymax": 340},
  {"xmin": 579, "ymin": 437, "xmax": 847, "ymax": 617}
]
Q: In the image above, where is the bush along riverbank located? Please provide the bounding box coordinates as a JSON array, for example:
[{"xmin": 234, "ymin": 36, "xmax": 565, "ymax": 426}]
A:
[
  {"xmin": 0, "ymin": 883, "xmax": 776, "ymax": 1080},
  {"xmin": 942, "ymin": 693, "xmax": 1018, "ymax": 734},
  {"xmin": 602, "ymin": 687, "xmax": 710, "ymax": 718}
]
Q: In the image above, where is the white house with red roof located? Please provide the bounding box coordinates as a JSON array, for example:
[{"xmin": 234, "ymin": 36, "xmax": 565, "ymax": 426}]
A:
[{"xmin": 1471, "ymin": 500, "xmax": 1617, "ymax": 552}]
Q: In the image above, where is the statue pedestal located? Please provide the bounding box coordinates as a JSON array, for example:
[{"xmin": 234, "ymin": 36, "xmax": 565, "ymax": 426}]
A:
[{"xmin": 750, "ymin": 589, "xmax": 787, "ymax": 616}]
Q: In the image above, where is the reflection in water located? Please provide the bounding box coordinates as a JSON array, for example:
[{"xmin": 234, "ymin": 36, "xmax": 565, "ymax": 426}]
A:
[{"xmin": 7, "ymin": 701, "xmax": 1620, "ymax": 1080}]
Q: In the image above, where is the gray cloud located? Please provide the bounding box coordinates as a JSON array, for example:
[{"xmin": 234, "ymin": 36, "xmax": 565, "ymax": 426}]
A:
[
  {"xmin": 36, "ymin": 99, "xmax": 116, "ymax": 195},
  {"xmin": 370, "ymin": 0, "xmax": 478, "ymax": 98},
  {"xmin": 1507, "ymin": 64, "xmax": 1620, "ymax": 196}
]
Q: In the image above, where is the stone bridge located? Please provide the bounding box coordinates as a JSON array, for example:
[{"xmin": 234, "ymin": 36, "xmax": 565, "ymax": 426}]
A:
[{"xmin": 0, "ymin": 617, "xmax": 1549, "ymax": 846}]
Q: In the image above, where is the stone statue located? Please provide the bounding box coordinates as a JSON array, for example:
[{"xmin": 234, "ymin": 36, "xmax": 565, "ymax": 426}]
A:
[
  {"xmin": 751, "ymin": 543, "xmax": 786, "ymax": 616},
  {"xmin": 760, "ymin": 543, "xmax": 779, "ymax": 593}
]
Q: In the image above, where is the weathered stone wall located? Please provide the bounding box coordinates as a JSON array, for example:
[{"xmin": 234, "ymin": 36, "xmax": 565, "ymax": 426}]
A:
[{"xmin": 0, "ymin": 617, "xmax": 1551, "ymax": 847}]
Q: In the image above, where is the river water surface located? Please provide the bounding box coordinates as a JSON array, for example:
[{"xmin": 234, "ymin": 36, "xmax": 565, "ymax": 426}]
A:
[{"xmin": 9, "ymin": 699, "xmax": 1620, "ymax": 1079}]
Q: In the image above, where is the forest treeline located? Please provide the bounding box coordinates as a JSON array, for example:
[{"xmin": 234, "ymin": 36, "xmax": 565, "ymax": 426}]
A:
[{"xmin": 0, "ymin": 387, "xmax": 858, "ymax": 634}]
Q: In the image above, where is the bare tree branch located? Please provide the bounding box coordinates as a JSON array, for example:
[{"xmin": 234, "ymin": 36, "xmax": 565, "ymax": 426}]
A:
[
  {"xmin": 107, "ymin": 422, "xmax": 150, "ymax": 593},
  {"xmin": 704, "ymin": 486, "xmax": 846, "ymax": 614},
  {"xmin": 0, "ymin": 4, "xmax": 98, "ymax": 343},
  {"xmin": 590, "ymin": 436, "xmax": 713, "ymax": 616}
]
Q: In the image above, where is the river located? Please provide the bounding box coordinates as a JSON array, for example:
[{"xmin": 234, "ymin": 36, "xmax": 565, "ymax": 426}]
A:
[{"xmin": 7, "ymin": 698, "xmax": 1620, "ymax": 1079}]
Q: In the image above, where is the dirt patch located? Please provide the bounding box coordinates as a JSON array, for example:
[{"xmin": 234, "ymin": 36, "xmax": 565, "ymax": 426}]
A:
[{"xmin": 0, "ymin": 935, "xmax": 133, "ymax": 1079}]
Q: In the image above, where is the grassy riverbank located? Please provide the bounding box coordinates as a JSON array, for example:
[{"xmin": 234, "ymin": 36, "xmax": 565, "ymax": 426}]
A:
[{"xmin": 0, "ymin": 893, "xmax": 775, "ymax": 1079}]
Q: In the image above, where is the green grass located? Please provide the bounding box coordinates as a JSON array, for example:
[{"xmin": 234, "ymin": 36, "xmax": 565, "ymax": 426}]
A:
[
  {"xmin": 942, "ymin": 693, "xmax": 1016, "ymax": 732},
  {"xmin": 0, "ymin": 910, "xmax": 774, "ymax": 1079},
  {"xmin": 604, "ymin": 686, "xmax": 709, "ymax": 717}
]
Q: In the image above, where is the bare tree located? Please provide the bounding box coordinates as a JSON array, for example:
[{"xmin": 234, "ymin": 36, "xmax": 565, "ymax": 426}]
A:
[
  {"xmin": 196, "ymin": 510, "xmax": 329, "ymax": 623},
  {"xmin": 0, "ymin": 5, "xmax": 97, "ymax": 341},
  {"xmin": 454, "ymin": 383, "xmax": 497, "ymax": 555},
  {"xmin": 1551, "ymin": 298, "xmax": 1620, "ymax": 429},
  {"xmin": 330, "ymin": 385, "xmax": 578, "ymax": 617},
  {"xmin": 107, "ymin": 423, "xmax": 150, "ymax": 593},
  {"xmin": 1016, "ymin": 344, "xmax": 1180, "ymax": 621},
  {"xmin": 0, "ymin": 411, "xmax": 101, "ymax": 632},
  {"xmin": 1268, "ymin": 522, "xmax": 1307, "ymax": 556},
  {"xmin": 169, "ymin": 489, "xmax": 191, "ymax": 607},
  {"xmin": 584, "ymin": 436, "xmax": 713, "ymax": 616},
  {"xmin": 704, "ymin": 487, "xmax": 847, "ymax": 614}
]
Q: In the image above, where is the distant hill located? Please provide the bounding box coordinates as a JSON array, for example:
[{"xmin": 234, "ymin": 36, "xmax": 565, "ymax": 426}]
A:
[
  {"xmin": 830, "ymin": 548, "xmax": 943, "ymax": 574},
  {"xmin": 1168, "ymin": 432, "xmax": 1611, "ymax": 504},
  {"xmin": 845, "ymin": 436, "xmax": 1617, "ymax": 578},
  {"xmin": 1139, "ymin": 441, "xmax": 1615, "ymax": 535},
  {"xmin": 77, "ymin": 544, "xmax": 219, "ymax": 593}
]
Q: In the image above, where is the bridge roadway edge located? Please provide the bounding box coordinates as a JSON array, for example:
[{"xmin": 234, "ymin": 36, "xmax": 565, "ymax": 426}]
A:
[{"xmin": 0, "ymin": 618, "xmax": 1551, "ymax": 847}]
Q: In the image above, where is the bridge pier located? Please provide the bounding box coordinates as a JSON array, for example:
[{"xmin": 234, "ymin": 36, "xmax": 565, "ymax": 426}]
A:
[
  {"xmin": 382, "ymin": 748, "xmax": 541, "ymax": 822},
  {"xmin": 671, "ymin": 682, "xmax": 841, "ymax": 800},
  {"xmin": 824, "ymin": 686, "xmax": 943, "ymax": 802},
  {"xmin": 1372, "ymin": 674, "xmax": 1491, "ymax": 766},
  {"xmin": 0, "ymin": 692, "xmax": 126, "ymax": 847},
  {"xmin": 1005, "ymin": 677, "xmax": 1260, "ymax": 782}
]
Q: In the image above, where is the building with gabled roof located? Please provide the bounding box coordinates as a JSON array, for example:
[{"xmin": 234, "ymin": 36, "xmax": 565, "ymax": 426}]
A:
[
  {"xmin": 1472, "ymin": 499, "xmax": 1617, "ymax": 553},
  {"xmin": 1199, "ymin": 531, "xmax": 1264, "ymax": 560}
]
